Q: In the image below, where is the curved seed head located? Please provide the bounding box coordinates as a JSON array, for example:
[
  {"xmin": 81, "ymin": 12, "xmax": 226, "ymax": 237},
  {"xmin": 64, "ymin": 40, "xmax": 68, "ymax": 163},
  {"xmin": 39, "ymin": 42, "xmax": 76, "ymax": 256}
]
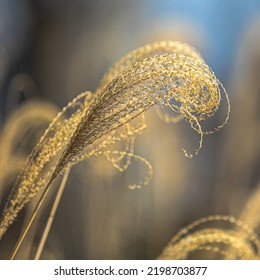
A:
[{"xmin": 0, "ymin": 41, "xmax": 230, "ymax": 239}]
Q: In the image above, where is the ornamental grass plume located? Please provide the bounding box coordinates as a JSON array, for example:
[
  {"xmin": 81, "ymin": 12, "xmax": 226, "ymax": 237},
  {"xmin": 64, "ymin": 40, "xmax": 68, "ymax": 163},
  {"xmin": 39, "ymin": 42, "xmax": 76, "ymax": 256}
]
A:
[
  {"xmin": 0, "ymin": 100, "xmax": 60, "ymax": 259},
  {"xmin": 158, "ymin": 215, "xmax": 260, "ymax": 260},
  {"xmin": 0, "ymin": 100, "xmax": 59, "ymax": 188},
  {"xmin": 0, "ymin": 41, "xmax": 230, "ymax": 256},
  {"xmin": 158, "ymin": 181, "xmax": 260, "ymax": 260}
]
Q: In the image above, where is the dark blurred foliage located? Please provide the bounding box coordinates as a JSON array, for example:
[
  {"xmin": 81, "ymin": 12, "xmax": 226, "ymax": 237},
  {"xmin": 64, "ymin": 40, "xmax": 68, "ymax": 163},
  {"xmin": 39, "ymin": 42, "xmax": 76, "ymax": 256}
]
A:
[{"xmin": 0, "ymin": 0, "xmax": 260, "ymax": 259}]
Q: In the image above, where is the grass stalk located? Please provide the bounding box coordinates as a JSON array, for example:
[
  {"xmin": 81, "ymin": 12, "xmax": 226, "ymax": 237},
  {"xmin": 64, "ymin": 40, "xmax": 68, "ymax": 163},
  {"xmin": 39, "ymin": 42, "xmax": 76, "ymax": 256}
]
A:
[
  {"xmin": 10, "ymin": 174, "xmax": 57, "ymax": 260},
  {"xmin": 34, "ymin": 168, "xmax": 70, "ymax": 260}
]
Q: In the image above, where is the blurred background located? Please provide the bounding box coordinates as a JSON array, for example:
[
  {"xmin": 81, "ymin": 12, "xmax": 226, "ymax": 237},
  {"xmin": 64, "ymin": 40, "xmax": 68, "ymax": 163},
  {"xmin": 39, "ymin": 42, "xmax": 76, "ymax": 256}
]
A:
[{"xmin": 0, "ymin": 0, "xmax": 260, "ymax": 259}]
